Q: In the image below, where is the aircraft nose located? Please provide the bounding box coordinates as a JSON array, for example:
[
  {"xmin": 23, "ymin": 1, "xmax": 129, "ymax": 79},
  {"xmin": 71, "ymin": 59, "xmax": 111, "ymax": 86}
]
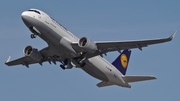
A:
[
  {"xmin": 21, "ymin": 11, "xmax": 29, "ymax": 21},
  {"xmin": 21, "ymin": 11, "xmax": 32, "ymax": 27}
]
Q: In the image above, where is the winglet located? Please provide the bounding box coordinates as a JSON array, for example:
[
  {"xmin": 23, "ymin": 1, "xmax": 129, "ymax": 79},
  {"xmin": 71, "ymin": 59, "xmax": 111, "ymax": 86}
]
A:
[
  {"xmin": 5, "ymin": 56, "xmax": 11, "ymax": 64},
  {"xmin": 169, "ymin": 30, "xmax": 177, "ymax": 40}
]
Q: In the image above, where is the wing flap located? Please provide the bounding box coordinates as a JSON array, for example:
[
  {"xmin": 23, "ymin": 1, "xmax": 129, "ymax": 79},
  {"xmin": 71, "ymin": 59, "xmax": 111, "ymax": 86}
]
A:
[{"xmin": 122, "ymin": 76, "xmax": 156, "ymax": 83}]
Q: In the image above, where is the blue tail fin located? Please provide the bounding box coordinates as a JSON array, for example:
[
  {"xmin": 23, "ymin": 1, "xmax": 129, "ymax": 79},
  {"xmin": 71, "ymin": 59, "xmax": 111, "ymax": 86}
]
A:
[{"xmin": 112, "ymin": 50, "xmax": 131, "ymax": 75}]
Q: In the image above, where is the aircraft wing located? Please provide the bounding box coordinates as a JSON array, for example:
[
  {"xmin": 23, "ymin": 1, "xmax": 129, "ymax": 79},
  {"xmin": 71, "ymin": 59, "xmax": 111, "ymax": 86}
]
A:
[
  {"xmin": 5, "ymin": 56, "xmax": 40, "ymax": 67},
  {"xmin": 72, "ymin": 31, "xmax": 176, "ymax": 58},
  {"xmin": 5, "ymin": 47, "xmax": 60, "ymax": 67},
  {"xmin": 95, "ymin": 30, "xmax": 176, "ymax": 52}
]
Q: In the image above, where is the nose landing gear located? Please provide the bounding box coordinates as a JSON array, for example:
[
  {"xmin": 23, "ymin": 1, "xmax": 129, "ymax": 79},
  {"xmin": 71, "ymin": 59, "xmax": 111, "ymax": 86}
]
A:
[
  {"xmin": 29, "ymin": 26, "xmax": 40, "ymax": 39},
  {"xmin": 31, "ymin": 34, "xmax": 37, "ymax": 38}
]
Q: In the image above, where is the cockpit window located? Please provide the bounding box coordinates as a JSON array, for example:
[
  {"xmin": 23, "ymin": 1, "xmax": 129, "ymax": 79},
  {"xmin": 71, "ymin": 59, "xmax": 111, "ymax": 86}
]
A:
[{"xmin": 28, "ymin": 10, "xmax": 41, "ymax": 14}]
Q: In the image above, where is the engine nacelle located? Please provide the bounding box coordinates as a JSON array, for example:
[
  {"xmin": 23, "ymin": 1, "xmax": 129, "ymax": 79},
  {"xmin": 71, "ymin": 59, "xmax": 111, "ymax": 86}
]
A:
[
  {"xmin": 24, "ymin": 46, "xmax": 42, "ymax": 61},
  {"xmin": 78, "ymin": 37, "xmax": 98, "ymax": 53}
]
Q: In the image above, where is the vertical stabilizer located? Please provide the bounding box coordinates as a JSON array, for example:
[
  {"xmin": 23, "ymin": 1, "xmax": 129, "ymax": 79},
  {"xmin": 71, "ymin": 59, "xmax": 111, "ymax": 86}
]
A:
[{"xmin": 112, "ymin": 50, "xmax": 131, "ymax": 75}]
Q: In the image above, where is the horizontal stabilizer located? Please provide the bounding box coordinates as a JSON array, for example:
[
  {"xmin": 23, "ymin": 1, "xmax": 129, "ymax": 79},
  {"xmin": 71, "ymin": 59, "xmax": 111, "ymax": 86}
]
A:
[
  {"xmin": 122, "ymin": 76, "xmax": 156, "ymax": 83},
  {"xmin": 97, "ymin": 81, "xmax": 114, "ymax": 87}
]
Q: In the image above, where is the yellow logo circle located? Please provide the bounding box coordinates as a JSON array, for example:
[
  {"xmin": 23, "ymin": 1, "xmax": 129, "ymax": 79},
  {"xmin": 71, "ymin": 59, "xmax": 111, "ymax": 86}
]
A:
[{"xmin": 120, "ymin": 54, "xmax": 128, "ymax": 68}]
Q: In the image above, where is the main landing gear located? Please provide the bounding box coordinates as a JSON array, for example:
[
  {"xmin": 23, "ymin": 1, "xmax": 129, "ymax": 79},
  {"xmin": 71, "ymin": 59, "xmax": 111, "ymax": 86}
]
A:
[
  {"xmin": 59, "ymin": 58, "xmax": 86, "ymax": 70},
  {"xmin": 60, "ymin": 64, "xmax": 66, "ymax": 70},
  {"xmin": 59, "ymin": 59, "xmax": 68, "ymax": 70},
  {"xmin": 73, "ymin": 56, "xmax": 86, "ymax": 67}
]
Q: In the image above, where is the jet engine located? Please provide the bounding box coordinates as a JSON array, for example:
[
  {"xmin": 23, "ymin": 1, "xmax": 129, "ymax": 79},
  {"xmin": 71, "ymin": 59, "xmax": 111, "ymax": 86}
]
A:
[
  {"xmin": 24, "ymin": 46, "xmax": 42, "ymax": 61},
  {"xmin": 78, "ymin": 37, "xmax": 98, "ymax": 54}
]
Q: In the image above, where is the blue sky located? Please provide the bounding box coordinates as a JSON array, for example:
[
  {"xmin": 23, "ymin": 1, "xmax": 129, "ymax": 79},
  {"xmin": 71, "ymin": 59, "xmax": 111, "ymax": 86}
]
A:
[{"xmin": 0, "ymin": 0, "xmax": 180, "ymax": 101}]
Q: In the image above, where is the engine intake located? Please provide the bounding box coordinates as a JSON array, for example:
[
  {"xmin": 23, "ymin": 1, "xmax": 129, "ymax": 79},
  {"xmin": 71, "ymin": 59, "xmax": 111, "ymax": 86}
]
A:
[
  {"xmin": 78, "ymin": 37, "xmax": 98, "ymax": 53},
  {"xmin": 24, "ymin": 46, "xmax": 42, "ymax": 61}
]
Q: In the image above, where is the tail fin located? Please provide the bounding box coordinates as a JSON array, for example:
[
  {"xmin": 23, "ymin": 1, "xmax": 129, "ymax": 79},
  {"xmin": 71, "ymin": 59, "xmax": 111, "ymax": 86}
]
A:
[{"xmin": 112, "ymin": 50, "xmax": 131, "ymax": 75}]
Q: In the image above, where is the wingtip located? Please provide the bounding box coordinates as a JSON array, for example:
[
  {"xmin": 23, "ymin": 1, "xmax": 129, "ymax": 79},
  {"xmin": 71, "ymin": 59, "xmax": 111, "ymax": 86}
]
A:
[
  {"xmin": 152, "ymin": 76, "xmax": 157, "ymax": 79},
  {"xmin": 169, "ymin": 30, "xmax": 177, "ymax": 40},
  {"xmin": 5, "ymin": 56, "xmax": 11, "ymax": 64},
  {"xmin": 147, "ymin": 76, "xmax": 156, "ymax": 80}
]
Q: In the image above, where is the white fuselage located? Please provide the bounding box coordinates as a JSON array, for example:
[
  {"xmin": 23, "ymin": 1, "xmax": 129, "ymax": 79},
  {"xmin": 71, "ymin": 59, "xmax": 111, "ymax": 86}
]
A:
[{"xmin": 21, "ymin": 9, "xmax": 130, "ymax": 87}]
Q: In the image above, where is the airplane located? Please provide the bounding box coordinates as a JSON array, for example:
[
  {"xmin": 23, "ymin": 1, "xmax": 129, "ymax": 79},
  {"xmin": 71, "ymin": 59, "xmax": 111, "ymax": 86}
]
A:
[{"xmin": 5, "ymin": 8, "xmax": 176, "ymax": 88}]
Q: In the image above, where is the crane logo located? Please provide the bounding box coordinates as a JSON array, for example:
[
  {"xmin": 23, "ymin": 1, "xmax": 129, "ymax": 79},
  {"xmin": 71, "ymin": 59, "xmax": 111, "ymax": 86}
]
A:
[{"xmin": 120, "ymin": 54, "xmax": 128, "ymax": 68}]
